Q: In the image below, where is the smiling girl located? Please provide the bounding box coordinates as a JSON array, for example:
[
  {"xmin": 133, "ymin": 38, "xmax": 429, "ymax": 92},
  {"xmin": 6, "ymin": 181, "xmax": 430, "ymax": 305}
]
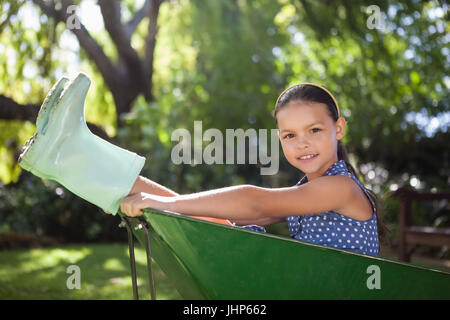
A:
[{"xmin": 118, "ymin": 83, "xmax": 381, "ymax": 256}]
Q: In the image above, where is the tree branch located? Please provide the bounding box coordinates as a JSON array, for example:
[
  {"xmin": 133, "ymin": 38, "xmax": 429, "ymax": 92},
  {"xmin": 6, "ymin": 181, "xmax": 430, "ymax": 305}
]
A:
[
  {"xmin": 98, "ymin": 0, "xmax": 141, "ymax": 67},
  {"xmin": 0, "ymin": 95, "xmax": 40, "ymax": 121},
  {"xmin": 30, "ymin": 0, "xmax": 161, "ymax": 119},
  {"xmin": 98, "ymin": 0, "xmax": 151, "ymax": 102},
  {"xmin": 0, "ymin": 94, "xmax": 112, "ymax": 142},
  {"xmin": 125, "ymin": 0, "xmax": 151, "ymax": 38},
  {"xmin": 31, "ymin": 0, "xmax": 57, "ymax": 18},
  {"xmin": 143, "ymin": 0, "xmax": 163, "ymax": 101},
  {"xmin": 31, "ymin": 0, "xmax": 120, "ymax": 93}
]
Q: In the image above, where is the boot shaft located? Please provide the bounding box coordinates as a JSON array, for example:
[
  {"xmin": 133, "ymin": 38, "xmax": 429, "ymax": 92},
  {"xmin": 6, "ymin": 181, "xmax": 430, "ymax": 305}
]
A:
[{"xmin": 19, "ymin": 73, "xmax": 146, "ymax": 215}]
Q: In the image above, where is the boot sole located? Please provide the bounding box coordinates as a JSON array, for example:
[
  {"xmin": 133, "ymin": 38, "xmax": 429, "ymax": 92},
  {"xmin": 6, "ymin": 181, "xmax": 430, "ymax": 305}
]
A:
[
  {"xmin": 18, "ymin": 77, "xmax": 70, "ymax": 175},
  {"xmin": 18, "ymin": 73, "xmax": 92, "ymax": 176}
]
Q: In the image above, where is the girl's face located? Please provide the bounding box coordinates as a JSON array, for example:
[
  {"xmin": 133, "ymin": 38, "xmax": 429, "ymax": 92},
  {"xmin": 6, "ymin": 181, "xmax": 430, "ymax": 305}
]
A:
[{"xmin": 276, "ymin": 100, "xmax": 346, "ymax": 180}]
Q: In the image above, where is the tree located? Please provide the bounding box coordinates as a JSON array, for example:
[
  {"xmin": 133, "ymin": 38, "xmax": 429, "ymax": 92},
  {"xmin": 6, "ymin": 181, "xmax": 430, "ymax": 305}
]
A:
[
  {"xmin": 0, "ymin": 0, "xmax": 448, "ymax": 192},
  {"xmin": 1, "ymin": 0, "xmax": 163, "ymax": 127}
]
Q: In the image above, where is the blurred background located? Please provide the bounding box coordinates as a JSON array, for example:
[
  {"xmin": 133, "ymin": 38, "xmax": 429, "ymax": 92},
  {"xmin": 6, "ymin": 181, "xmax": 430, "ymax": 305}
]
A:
[{"xmin": 0, "ymin": 0, "xmax": 449, "ymax": 299}]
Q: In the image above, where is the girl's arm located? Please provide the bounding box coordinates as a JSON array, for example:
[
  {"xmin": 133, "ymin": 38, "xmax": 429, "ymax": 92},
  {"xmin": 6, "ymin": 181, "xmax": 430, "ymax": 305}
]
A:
[
  {"xmin": 104, "ymin": 175, "xmax": 178, "ymax": 215},
  {"xmin": 120, "ymin": 175, "xmax": 359, "ymax": 220},
  {"xmin": 231, "ymin": 217, "xmax": 285, "ymax": 226},
  {"xmin": 130, "ymin": 175, "xmax": 179, "ymax": 196}
]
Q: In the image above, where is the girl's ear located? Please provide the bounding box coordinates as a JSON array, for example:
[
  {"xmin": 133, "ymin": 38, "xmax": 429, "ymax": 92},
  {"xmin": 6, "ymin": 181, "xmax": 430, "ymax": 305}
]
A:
[
  {"xmin": 277, "ymin": 129, "xmax": 281, "ymax": 140},
  {"xmin": 335, "ymin": 117, "xmax": 346, "ymax": 140}
]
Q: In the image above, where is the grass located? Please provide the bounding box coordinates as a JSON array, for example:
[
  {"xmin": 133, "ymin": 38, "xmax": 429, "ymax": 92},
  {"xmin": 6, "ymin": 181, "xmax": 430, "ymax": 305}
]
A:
[
  {"xmin": 1, "ymin": 242, "xmax": 448, "ymax": 300},
  {"xmin": 0, "ymin": 243, "xmax": 182, "ymax": 300}
]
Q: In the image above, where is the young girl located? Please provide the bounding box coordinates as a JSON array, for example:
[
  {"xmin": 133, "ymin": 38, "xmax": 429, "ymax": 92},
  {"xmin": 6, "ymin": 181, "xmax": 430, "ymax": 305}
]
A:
[{"xmin": 117, "ymin": 83, "xmax": 380, "ymax": 256}]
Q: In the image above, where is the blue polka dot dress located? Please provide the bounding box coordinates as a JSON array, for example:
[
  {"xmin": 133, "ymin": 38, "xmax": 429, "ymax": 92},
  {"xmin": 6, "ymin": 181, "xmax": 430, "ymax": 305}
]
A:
[{"xmin": 242, "ymin": 160, "xmax": 379, "ymax": 256}]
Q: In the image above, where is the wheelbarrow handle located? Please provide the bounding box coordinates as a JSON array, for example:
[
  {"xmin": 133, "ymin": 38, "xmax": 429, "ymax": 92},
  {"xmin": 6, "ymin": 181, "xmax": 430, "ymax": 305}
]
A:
[
  {"xmin": 120, "ymin": 216, "xmax": 157, "ymax": 300},
  {"xmin": 120, "ymin": 217, "xmax": 139, "ymax": 300},
  {"xmin": 140, "ymin": 219, "xmax": 157, "ymax": 300}
]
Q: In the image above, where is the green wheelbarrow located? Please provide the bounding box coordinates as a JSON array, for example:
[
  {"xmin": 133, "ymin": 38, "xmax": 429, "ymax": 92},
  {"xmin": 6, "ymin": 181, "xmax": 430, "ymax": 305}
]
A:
[{"xmin": 120, "ymin": 209, "xmax": 450, "ymax": 300}]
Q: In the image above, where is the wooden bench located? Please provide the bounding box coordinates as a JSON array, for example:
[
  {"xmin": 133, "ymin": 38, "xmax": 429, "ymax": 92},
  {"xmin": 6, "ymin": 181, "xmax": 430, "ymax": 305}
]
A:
[{"xmin": 392, "ymin": 187, "xmax": 450, "ymax": 262}]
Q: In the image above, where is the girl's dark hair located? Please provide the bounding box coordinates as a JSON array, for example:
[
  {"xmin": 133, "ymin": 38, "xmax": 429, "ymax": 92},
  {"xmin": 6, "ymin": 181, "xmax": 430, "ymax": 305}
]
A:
[{"xmin": 274, "ymin": 84, "xmax": 388, "ymax": 245}]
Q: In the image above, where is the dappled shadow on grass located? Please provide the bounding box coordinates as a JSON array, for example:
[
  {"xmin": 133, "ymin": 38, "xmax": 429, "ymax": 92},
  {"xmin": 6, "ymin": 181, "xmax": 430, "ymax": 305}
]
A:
[{"xmin": 0, "ymin": 243, "xmax": 182, "ymax": 300}]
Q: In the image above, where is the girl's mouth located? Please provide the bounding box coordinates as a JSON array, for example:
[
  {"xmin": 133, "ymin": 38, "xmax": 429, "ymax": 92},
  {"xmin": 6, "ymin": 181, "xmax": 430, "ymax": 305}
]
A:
[{"xmin": 297, "ymin": 154, "xmax": 318, "ymax": 162}]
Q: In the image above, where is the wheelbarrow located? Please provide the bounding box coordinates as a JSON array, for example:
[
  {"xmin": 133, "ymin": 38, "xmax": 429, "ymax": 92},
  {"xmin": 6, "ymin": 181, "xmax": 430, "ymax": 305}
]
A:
[{"xmin": 119, "ymin": 208, "xmax": 450, "ymax": 300}]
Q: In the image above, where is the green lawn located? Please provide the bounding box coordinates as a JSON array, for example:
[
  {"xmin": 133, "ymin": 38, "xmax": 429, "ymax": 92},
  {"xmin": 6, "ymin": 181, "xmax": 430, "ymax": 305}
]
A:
[
  {"xmin": 1, "ymin": 242, "xmax": 448, "ymax": 300},
  {"xmin": 0, "ymin": 243, "xmax": 182, "ymax": 300}
]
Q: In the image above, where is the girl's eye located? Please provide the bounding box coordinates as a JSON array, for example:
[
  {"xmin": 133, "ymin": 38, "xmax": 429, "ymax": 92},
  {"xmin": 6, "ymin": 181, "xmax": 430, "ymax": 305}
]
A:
[
  {"xmin": 311, "ymin": 128, "xmax": 321, "ymax": 133},
  {"xmin": 283, "ymin": 133, "xmax": 295, "ymax": 139}
]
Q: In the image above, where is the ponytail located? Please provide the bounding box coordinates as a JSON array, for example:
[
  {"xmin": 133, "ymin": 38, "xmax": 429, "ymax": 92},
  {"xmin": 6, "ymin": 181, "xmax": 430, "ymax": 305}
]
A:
[
  {"xmin": 337, "ymin": 141, "xmax": 389, "ymax": 246},
  {"xmin": 337, "ymin": 141, "xmax": 358, "ymax": 177}
]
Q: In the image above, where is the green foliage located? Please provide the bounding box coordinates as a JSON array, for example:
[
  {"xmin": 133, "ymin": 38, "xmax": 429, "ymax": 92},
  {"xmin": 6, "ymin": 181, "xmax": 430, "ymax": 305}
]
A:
[
  {"xmin": 0, "ymin": 171, "xmax": 126, "ymax": 244},
  {"xmin": 277, "ymin": 0, "xmax": 449, "ymax": 190}
]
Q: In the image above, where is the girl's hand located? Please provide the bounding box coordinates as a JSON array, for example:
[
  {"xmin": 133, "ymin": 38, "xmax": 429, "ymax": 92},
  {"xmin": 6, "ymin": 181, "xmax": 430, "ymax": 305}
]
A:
[{"xmin": 120, "ymin": 192, "xmax": 171, "ymax": 217}]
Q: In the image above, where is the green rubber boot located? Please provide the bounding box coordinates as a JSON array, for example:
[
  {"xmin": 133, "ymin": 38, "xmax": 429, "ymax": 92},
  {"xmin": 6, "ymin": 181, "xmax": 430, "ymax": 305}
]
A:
[{"xmin": 18, "ymin": 73, "xmax": 146, "ymax": 215}]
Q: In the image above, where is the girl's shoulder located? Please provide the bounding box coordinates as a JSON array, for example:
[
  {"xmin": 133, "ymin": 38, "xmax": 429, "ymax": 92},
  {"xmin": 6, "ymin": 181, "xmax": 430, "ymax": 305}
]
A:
[
  {"xmin": 296, "ymin": 161, "xmax": 375, "ymax": 221},
  {"xmin": 332, "ymin": 173, "xmax": 375, "ymax": 221},
  {"xmin": 293, "ymin": 174, "xmax": 368, "ymax": 218}
]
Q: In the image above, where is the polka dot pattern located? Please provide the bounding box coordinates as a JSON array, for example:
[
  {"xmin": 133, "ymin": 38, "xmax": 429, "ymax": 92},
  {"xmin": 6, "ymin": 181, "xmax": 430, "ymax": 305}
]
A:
[
  {"xmin": 241, "ymin": 225, "xmax": 267, "ymax": 233},
  {"xmin": 287, "ymin": 160, "xmax": 379, "ymax": 256},
  {"xmin": 239, "ymin": 160, "xmax": 379, "ymax": 256}
]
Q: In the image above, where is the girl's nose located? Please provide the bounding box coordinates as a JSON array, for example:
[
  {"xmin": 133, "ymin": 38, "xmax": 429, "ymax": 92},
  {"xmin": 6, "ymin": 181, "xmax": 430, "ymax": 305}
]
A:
[{"xmin": 295, "ymin": 135, "xmax": 310, "ymax": 149}]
